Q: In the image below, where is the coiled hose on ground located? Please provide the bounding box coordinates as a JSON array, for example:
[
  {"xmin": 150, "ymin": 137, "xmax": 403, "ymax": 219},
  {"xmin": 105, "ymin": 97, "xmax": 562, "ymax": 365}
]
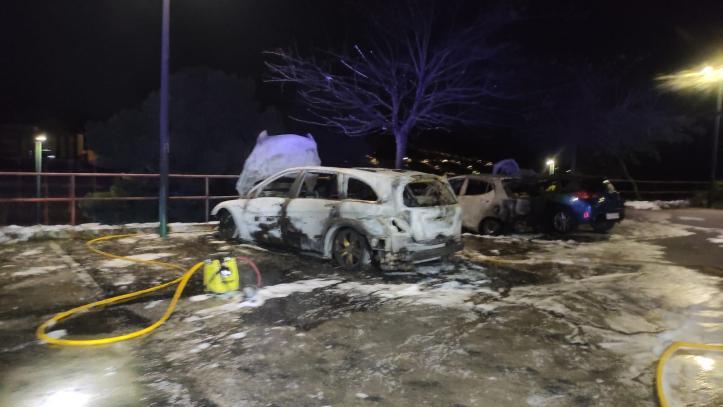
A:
[
  {"xmin": 656, "ymin": 341, "xmax": 723, "ymax": 407},
  {"xmin": 36, "ymin": 234, "xmax": 261, "ymax": 346}
]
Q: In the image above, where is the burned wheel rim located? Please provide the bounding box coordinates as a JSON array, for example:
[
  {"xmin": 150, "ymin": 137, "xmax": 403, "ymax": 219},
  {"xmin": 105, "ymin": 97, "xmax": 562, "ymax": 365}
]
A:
[
  {"xmin": 552, "ymin": 210, "xmax": 572, "ymax": 234},
  {"xmin": 218, "ymin": 211, "xmax": 236, "ymax": 240},
  {"xmin": 480, "ymin": 218, "xmax": 502, "ymax": 235},
  {"xmin": 332, "ymin": 229, "xmax": 367, "ymax": 271}
]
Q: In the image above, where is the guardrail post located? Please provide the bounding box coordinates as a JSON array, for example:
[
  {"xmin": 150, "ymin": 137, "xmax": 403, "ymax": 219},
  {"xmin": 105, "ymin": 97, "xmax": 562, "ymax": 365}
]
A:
[
  {"xmin": 69, "ymin": 175, "xmax": 76, "ymax": 225},
  {"xmin": 204, "ymin": 176, "xmax": 210, "ymax": 222}
]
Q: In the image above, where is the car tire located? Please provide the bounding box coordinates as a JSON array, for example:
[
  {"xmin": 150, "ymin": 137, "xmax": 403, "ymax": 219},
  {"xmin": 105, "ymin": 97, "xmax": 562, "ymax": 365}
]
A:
[
  {"xmin": 550, "ymin": 207, "xmax": 576, "ymax": 234},
  {"xmin": 332, "ymin": 228, "xmax": 368, "ymax": 271},
  {"xmin": 592, "ymin": 219, "xmax": 615, "ymax": 233},
  {"xmin": 217, "ymin": 210, "xmax": 236, "ymax": 240},
  {"xmin": 479, "ymin": 218, "xmax": 503, "ymax": 236}
]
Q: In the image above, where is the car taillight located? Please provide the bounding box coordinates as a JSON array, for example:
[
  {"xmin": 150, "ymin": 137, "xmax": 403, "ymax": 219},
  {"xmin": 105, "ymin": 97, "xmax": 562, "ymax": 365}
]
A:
[{"xmin": 572, "ymin": 191, "xmax": 591, "ymax": 200}]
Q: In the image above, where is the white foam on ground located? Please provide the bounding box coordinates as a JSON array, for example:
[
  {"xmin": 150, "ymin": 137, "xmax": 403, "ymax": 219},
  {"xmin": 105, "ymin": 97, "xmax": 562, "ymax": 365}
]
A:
[
  {"xmin": 227, "ymin": 331, "xmax": 247, "ymax": 339},
  {"xmin": 100, "ymin": 253, "xmax": 174, "ymax": 268},
  {"xmin": 10, "ymin": 265, "xmax": 64, "ymax": 277},
  {"xmin": 45, "ymin": 329, "xmax": 68, "ymax": 339},
  {"xmin": 624, "ymin": 200, "xmax": 689, "ymax": 211},
  {"xmin": 191, "ymin": 279, "xmax": 342, "ymax": 320},
  {"xmin": 707, "ymin": 233, "xmax": 723, "ymax": 247},
  {"xmin": 333, "ymin": 280, "xmax": 499, "ymax": 310},
  {"xmin": 113, "ymin": 274, "xmax": 136, "ymax": 286},
  {"xmin": 677, "ymin": 216, "xmax": 704, "ymax": 221},
  {"xmin": 0, "ymin": 222, "xmax": 216, "ymax": 244}
]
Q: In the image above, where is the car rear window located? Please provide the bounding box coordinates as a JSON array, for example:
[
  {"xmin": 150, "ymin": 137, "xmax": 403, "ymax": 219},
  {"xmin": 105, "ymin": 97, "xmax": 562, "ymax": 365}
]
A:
[{"xmin": 403, "ymin": 180, "xmax": 457, "ymax": 207}]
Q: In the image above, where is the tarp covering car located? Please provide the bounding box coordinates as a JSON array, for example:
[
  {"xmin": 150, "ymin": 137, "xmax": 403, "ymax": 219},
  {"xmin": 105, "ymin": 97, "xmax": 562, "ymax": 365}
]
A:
[{"xmin": 235, "ymin": 130, "xmax": 321, "ymax": 196}]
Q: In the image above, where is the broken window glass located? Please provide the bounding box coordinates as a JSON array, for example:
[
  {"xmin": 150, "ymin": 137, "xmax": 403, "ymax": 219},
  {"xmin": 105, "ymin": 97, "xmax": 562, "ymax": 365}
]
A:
[
  {"xmin": 346, "ymin": 178, "xmax": 378, "ymax": 201},
  {"xmin": 299, "ymin": 172, "xmax": 339, "ymax": 199},
  {"xmin": 256, "ymin": 173, "xmax": 299, "ymax": 198},
  {"xmin": 403, "ymin": 180, "xmax": 457, "ymax": 207}
]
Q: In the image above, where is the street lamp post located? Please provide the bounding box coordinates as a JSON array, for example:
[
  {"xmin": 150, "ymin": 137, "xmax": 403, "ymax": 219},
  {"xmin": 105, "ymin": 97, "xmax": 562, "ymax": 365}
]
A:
[
  {"xmin": 159, "ymin": 0, "xmax": 170, "ymax": 237},
  {"xmin": 34, "ymin": 133, "xmax": 47, "ymax": 224},
  {"xmin": 659, "ymin": 64, "xmax": 723, "ymax": 207},
  {"xmin": 711, "ymin": 80, "xmax": 722, "ymax": 206},
  {"xmin": 546, "ymin": 158, "xmax": 556, "ymax": 176}
]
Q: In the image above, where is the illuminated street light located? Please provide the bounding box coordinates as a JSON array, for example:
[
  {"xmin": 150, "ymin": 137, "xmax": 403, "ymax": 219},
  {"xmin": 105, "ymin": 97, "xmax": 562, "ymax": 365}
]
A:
[
  {"xmin": 34, "ymin": 133, "xmax": 47, "ymax": 224},
  {"xmin": 658, "ymin": 64, "xmax": 723, "ymax": 91},
  {"xmin": 658, "ymin": 63, "xmax": 723, "ymax": 207},
  {"xmin": 546, "ymin": 158, "xmax": 556, "ymax": 175}
]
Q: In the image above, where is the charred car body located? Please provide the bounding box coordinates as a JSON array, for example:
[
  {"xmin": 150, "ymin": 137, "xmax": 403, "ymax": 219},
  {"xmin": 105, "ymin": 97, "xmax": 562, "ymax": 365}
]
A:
[
  {"xmin": 212, "ymin": 167, "xmax": 463, "ymax": 270},
  {"xmin": 451, "ymin": 174, "xmax": 624, "ymax": 235},
  {"xmin": 448, "ymin": 174, "xmax": 530, "ymax": 235}
]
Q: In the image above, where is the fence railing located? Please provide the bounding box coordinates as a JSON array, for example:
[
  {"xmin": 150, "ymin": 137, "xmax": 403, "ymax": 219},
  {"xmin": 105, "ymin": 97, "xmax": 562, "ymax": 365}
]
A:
[
  {"xmin": 0, "ymin": 171, "xmax": 239, "ymax": 225},
  {"xmin": 0, "ymin": 171, "xmax": 717, "ymax": 226},
  {"xmin": 607, "ymin": 178, "xmax": 713, "ymax": 200}
]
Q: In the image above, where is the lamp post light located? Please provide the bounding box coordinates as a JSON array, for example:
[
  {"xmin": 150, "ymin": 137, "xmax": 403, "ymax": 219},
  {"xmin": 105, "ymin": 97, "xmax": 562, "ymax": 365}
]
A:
[
  {"xmin": 34, "ymin": 133, "xmax": 47, "ymax": 224},
  {"xmin": 546, "ymin": 158, "xmax": 556, "ymax": 175},
  {"xmin": 658, "ymin": 63, "xmax": 723, "ymax": 207}
]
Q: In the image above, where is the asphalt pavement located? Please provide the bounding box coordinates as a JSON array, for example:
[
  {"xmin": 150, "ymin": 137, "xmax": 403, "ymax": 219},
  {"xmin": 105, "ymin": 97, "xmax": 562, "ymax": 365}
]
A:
[{"xmin": 0, "ymin": 210, "xmax": 721, "ymax": 406}]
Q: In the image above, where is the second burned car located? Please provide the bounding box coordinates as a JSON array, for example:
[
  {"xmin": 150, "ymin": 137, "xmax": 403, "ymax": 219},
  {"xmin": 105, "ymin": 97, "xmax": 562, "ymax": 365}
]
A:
[{"xmin": 212, "ymin": 167, "xmax": 463, "ymax": 271}]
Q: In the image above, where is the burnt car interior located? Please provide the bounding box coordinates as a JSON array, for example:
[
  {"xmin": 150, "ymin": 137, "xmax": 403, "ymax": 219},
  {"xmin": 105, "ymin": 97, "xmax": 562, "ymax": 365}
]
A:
[{"xmin": 403, "ymin": 181, "xmax": 457, "ymax": 207}]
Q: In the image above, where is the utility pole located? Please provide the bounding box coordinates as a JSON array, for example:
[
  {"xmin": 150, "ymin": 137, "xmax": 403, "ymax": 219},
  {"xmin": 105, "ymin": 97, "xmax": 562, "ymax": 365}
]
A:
[
  {"xmin": 159, "ymin": 0, "xmax": 170, "ymax": 237},
  {"xmin": 34, "ymin": 134, "xmax": 46, "ymax": 224},
  {"xmin": 709, "ymin": 82, "xmax": 722, "ymax": 208}
]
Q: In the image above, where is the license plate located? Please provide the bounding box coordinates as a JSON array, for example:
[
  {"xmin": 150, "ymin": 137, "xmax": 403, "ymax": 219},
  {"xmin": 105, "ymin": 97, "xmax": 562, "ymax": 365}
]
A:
[{"xmin": 606, "ymin": 212, "xmax": 620, "ymax": 220}]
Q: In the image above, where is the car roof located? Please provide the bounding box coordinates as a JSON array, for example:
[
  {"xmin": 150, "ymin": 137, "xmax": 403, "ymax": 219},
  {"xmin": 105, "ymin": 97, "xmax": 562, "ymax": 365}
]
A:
[
  {"xmin": 273, "ymin": 166, "xmax": 439, "ymax": 182},
  {"xmin": 449, "ymin": 173, "xmax": 512, "ymax": 181}
]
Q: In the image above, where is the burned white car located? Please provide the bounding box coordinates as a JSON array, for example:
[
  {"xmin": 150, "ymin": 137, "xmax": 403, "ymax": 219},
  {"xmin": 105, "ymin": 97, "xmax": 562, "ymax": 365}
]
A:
[
  {"xmin": 449, "ymin": 174, "xmax": 531, "ymax": 235},
  {"xmin": 212, "ymin": 167, "xmax": 463, "ymax": 271}
]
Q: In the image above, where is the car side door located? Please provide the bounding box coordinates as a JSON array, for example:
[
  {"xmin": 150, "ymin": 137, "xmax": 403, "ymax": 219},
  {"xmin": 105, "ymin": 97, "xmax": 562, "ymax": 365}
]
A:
[
  {"xmin": 458, "ymin": 178, "xmax": 494, "ymax": 230},
  {"xmin": 240, "ymin": 171, "xmax": 301, "ymax": 245},
  {"xmin": 283, "ymin": 170, "xmax": 342, "ymax": 253}
]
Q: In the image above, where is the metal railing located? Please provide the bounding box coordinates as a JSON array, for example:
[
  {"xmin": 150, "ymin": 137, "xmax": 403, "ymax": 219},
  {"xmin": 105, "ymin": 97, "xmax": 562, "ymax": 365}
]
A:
[
  {"xmin": 1, "ymin": 171, "xmax": 717, "ymax": 225},
  {"xmin": 0, "ymin": 171, "xmax": 239, "ymax": 225},
  {"xmin": 607, "ymin": 178, "xmax": 713, "ymax": 200}
]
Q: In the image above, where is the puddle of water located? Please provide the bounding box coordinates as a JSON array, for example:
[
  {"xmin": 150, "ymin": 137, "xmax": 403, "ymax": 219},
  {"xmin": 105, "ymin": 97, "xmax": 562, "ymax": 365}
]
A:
[
  {"xmin": 243, "ymin": 290, "xmax": 380, "ymax": 331},
  {"xmin": 0, "ymin": 346, "xmax": 143, "ymax": 406}
]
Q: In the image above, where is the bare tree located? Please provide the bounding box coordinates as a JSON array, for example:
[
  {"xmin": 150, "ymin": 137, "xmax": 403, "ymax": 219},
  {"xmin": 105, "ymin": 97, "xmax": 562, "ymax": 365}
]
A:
[
  {"xmin": 265, "ymin": 2, "xmax": 512, "ymax": 168},
  {"xmin": 531, "ymin": 65, "xmax": 696, "ymax": 198}
]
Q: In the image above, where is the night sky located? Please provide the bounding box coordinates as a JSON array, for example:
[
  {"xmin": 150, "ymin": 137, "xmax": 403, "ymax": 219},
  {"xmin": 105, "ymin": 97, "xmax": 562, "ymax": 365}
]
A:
[{"xmin": 1, "ymin": 0, "xmax": 722, "ymax": 173}]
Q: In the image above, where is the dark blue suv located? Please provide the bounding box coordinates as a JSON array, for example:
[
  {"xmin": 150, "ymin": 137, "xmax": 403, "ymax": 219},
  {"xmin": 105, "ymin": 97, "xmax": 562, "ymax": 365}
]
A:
[{"xmin": 534, "ymin": 175, "xmax": 625, "ymax": 234}]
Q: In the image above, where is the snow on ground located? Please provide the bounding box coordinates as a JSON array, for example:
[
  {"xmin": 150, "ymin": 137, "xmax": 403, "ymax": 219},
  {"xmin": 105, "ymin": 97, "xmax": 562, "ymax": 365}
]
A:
[
  {"xmin": 708, "ymin": 233, "xmax": 723, "ymax": 247},
  {"xmin": 187, "ymin": 279, "xmax": 343, "ymax": 321},
  {"xmin": 11, "ymin": 265, "xmax": 64, "ymax": 277},
  {"xmin": 334, "ymin": 280, "xmax": 500, "ymax": 310},
  {"xmin": 624, "ymin": 199, "xmax": 689, "ymax": 210},
  {"xmin": 0, "ymin": 222, "xmax": 216, "ymax": 244},
  {"xmin": 99, "ymin": 253, "xmax": 175, "ymax": 268}
]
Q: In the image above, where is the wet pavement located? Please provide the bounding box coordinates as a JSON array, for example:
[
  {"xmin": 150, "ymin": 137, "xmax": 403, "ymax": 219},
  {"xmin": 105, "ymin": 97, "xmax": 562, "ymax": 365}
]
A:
[{"xmin": 0, "ymin": 210, "xmax": 721, "ymax": 406}]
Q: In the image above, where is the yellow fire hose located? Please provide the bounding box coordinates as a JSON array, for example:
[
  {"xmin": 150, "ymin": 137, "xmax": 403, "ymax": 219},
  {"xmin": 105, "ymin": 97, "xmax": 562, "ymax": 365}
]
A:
[
  {"xmin": 656, "ymin": 341, "xmax": 723, "ymax": 407},
  {"xmin": 36, "ymin": 234, "xmax": 204, "ymax": 346}
]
